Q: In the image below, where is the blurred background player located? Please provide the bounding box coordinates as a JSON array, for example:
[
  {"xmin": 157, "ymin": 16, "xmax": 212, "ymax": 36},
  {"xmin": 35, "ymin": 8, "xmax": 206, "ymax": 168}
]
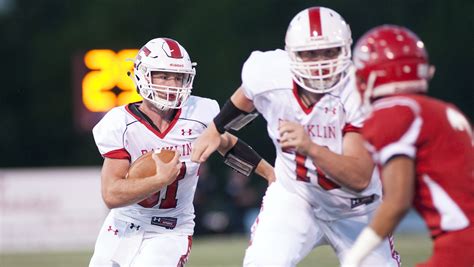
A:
[
  {"xmin": 89, "ymin": 37, "xmax": 274, "ymax": 267},
  {"xmin": 343, "ymin": 25, "xmax": 474, "ymax": 267},
  {"xmin": 192, "ymin": 7, "xmax": 399, "ymax": 266}
]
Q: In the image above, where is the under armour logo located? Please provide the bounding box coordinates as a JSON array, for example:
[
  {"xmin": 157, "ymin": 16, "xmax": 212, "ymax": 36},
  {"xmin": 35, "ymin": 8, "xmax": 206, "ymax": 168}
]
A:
[
  {"xmin": 129, "ymin": 223, "xmax": 141, "ymax": 231},
  {"xmin": 107, "ymin": 225, "xmax": 119, "ymax": 235},
  {"xmin": 324, "ymin": 107, "xmax": 337, "ymax": 115},
  {"xmin": 181, "ymin": 129, "xmax": 192, "ymax": 136}
]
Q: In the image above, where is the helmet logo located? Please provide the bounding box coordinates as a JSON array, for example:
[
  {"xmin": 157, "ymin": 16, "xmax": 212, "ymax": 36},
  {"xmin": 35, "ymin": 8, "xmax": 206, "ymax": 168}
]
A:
[
  {"xmin": 308, "ymin": 7, "xmax": 322, "ymax": 37},
  {"xmin": 162, "ymin": 38, "xmax": 183, "ymax": 59}
]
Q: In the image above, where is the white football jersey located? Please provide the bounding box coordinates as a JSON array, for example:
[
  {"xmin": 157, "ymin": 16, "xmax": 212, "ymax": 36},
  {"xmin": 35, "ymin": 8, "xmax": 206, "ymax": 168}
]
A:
[
  {"xmin": 92, "ymin": 96, "xmax": 220, "ymax": 235},
  {"xmin": 241, "ymin": 49, "xmax": 382, "ymax": 220}
]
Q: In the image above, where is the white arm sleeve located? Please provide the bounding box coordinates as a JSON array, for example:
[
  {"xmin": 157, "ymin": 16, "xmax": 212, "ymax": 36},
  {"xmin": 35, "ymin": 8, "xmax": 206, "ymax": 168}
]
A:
[{"xmin": 339, "ymin": 71, "xmax": 366, "ymax": 129}]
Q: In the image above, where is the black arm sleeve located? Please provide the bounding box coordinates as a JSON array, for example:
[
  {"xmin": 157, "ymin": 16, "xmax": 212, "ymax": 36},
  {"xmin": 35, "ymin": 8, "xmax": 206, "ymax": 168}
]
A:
[
  {"xmin": 213, "ymin": 100, "xmax": 259, "ymax": 134},
  {"xmin": 223, "ymin": 139, "xmax": 263, "ymax": 176}
]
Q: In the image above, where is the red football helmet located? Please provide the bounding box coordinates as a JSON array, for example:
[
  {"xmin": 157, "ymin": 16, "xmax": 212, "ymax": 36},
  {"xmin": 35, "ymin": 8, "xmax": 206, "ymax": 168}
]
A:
[{"xmin": 353, "ymin": 25, "xmax": 434, "ymax": 101}]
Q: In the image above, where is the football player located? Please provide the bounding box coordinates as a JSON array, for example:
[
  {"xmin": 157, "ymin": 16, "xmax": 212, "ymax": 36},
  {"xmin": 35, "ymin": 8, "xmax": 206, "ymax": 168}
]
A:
[
  {"xmin": 191, "ymin": 7, "xmax": 400, "ymax": 267},
  {"xmin": 343, "ymin": 25, "xmax": 474, "ymax": 267},
  {"xmin": 89, "ymin": 37, "xmax": 275, "ymax": 267}
]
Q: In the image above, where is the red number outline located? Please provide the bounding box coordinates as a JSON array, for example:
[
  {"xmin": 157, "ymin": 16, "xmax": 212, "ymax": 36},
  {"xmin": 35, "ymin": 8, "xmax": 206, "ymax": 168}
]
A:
[
  {"xmin": 138, "ymin": 162, "xmax": 187, "ymax": 208},
  {"xmin": 295, "ymin": 152, "xmax": 310, "ymax": 182},
  {"xmin": 295, "ymin": 153, "xmax": 340, "ymax": 190},
  {"xmin": 159, "ymin": 163, "xmax": 187, "ymax": 209}
]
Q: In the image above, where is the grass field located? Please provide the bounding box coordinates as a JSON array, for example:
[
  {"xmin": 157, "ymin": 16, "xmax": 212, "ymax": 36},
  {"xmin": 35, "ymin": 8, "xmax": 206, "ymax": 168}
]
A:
[{"xmin": 0, "ymin": 233, "xmax": 431, "ymax": 267}]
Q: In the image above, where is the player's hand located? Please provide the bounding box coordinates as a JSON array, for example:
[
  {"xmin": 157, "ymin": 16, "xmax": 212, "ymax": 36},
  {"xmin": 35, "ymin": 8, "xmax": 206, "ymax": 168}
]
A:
[
  {"xmin": 152, "ymin": 151, "xmax": 181, "ymax": 186},
  {"xmin": 279, "ymin": 120, "xmax": 312, "ymax": 155},
  {"xmin": 191, "ymin": 122, "xmax": 222, "ymax": 163}
]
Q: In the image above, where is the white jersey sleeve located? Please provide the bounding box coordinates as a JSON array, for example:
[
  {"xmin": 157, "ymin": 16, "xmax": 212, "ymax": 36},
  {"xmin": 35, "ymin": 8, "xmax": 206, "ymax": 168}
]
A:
[
  {"xmin": 335, "ymin": 70, "xmax": 366, "ymax": 131},
  {"xmin": 92, "ymin": 107, "xmax": 130, "ymax": 159},
  {"xmin": 181, "ymin": 96, "xmax": 220, "ymax": 126},
  {"xmin": 209, "ymin": 99, "xmax": 220, "ymax": 120},
  {"xmin": 241, "ymin": 49, "xmax": 293, "ymax": 101}
]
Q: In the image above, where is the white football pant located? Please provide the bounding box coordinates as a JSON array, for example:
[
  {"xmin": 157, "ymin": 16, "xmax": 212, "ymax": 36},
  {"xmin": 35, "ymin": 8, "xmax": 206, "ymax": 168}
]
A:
[
  {"xmin": 89, "ymin": 213, "xmax": 192, "ymax": 267},
  {"xmin": 243, "ymin": 182, "xmax": 400, "ymax": 267}
]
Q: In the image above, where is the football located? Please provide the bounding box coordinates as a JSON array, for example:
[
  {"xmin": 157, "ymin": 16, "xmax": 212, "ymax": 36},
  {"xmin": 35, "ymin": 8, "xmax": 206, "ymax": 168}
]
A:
[{"xmin": 127, "ymin": 150, "xmax": 176, "ymax": 179}]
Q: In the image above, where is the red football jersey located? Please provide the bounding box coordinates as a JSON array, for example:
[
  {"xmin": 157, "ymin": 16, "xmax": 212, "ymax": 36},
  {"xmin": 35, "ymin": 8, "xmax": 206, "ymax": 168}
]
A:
[{"xmin": 362, "ymin": 94, "xmax": 473, "ymax": 238}]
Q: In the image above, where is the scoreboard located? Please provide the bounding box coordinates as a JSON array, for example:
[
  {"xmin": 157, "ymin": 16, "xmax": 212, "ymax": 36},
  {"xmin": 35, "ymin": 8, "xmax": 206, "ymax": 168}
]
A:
[{"xmin": 73, "ymin": 49, "xmax": 140, "ymax": 131}]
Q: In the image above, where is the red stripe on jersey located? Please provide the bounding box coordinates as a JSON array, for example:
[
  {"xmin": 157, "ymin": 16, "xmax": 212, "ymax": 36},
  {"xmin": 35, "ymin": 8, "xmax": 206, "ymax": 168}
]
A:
[
  {"xmin": 125, "ymin": 103, "xmax": 182, "ymax": 139},
  {"xmin": 103, "ymin": 148, "xmax": 131, "ymax": 161},
  {"xmin": 387, "ymin": 234, "xmax": 401, "ymax": 266},
  {"xmin": 163, "ymin": 38, "xmax": 183, "ymax": 58},
  {"xmin": 308, "ymin": 7, "xmax": 322, "ymax": 37},
  {"xmin": 292, "ymin": 82, "xmax": 315, "ymax": 114},
  {"xmin": 343, "ymin": 123, "xmax": 361, "ymax": 135},
  {"xmin": 177, "ymin": 236, "xmax": 193, "ymax": 267}
]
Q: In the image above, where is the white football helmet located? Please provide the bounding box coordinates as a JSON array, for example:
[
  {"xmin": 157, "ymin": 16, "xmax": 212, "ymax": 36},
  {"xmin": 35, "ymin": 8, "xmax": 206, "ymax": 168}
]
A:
[
  {"xmin": 285, "ymin": 7, "xmax": 352, "ymax": 93},
  {"xmin": 132, "ymin": 38, "xmax": 196, "ymax": 110}
]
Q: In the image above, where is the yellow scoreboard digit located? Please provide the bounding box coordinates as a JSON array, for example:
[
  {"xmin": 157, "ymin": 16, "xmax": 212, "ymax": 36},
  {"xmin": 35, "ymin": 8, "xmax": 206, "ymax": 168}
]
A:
[
  {"xmin": 82, "ymin": 49, "xmax": 141, "ymax": 112},
  {"xmin": 73, "ymin": 49, "xmax": 142, "ymax": 132}
]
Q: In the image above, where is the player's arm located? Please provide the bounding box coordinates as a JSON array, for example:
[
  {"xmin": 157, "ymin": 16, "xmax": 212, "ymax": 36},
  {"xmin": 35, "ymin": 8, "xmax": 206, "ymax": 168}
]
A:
[
  {"xmin": 279, "ymin": 122, "xmax": 373, "ymax": 192},
  {"xmin": 217, "ymin": 132, "xmax": 275, "ymax": 184},
  {"xmin": 100, "ymin": 153, "xmax": 181, "ymax": 209},
  {"xmin": 310, "ymin": 131, "xmax": 373, "ymax": 191},
  {"xmin": 229, "ymin": 86, "xmax": 256, "ymax": 113},
  {"xmin": 191, "ymin": 86, "xmax": 256, "ymax": 163},
  {"xmin": 342, "ymin": 156, "xmax": 415, "ymax": 266},
  {"xmin": 370, "ymin": 156, "xmax": 415, "ymax": 236}
]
